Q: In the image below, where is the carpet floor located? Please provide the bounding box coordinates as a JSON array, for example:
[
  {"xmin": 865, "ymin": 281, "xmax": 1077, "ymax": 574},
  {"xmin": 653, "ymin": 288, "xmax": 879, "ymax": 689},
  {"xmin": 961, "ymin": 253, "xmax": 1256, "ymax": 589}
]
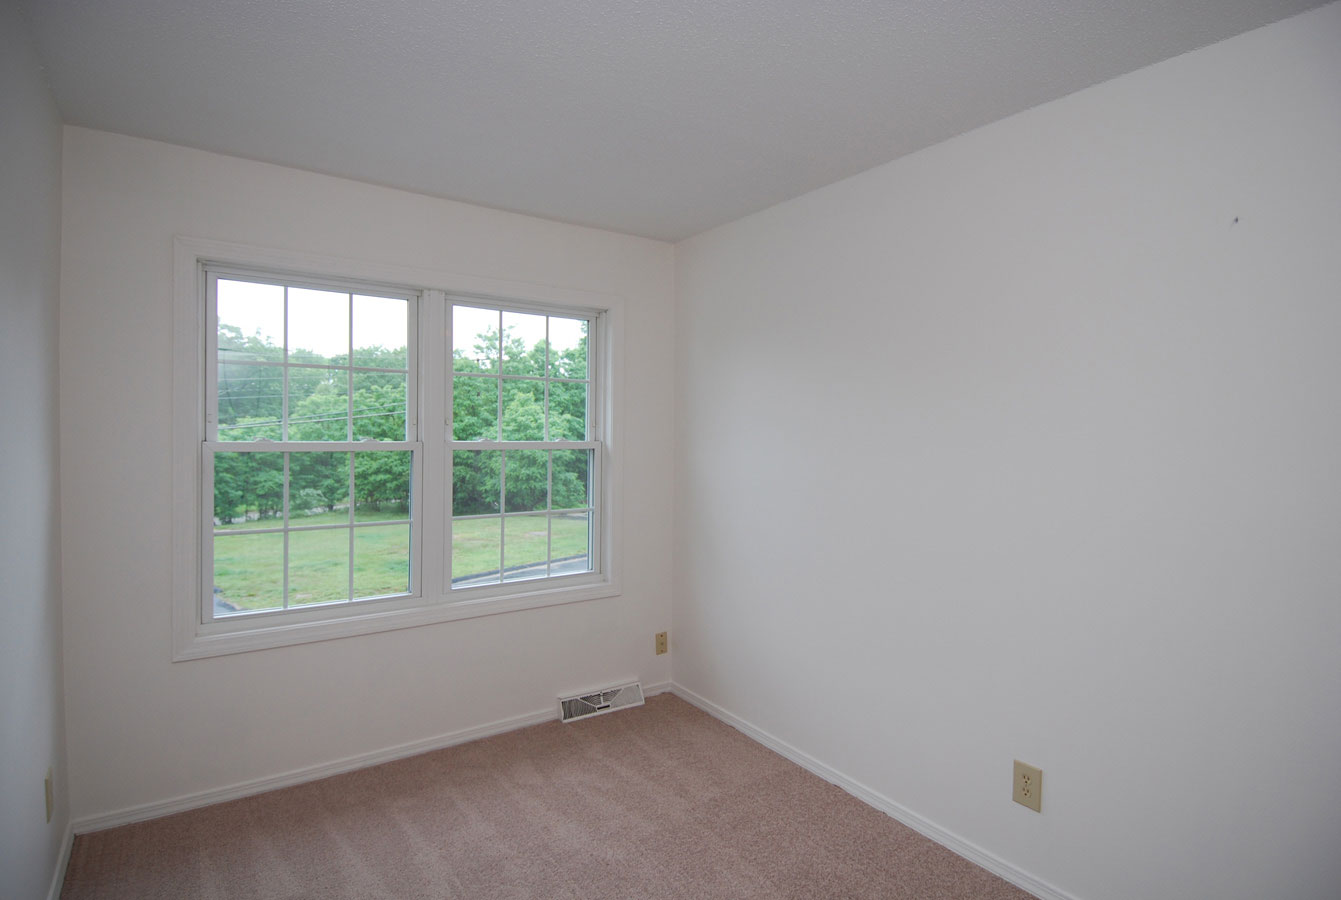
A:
[{"xmin": 61, "ymin": 693, "xmax": 1033, "ymax": 899}]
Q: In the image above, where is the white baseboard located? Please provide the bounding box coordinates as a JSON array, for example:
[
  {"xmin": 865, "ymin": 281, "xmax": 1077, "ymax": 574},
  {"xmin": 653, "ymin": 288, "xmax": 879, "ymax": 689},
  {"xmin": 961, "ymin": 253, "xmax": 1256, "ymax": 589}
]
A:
[
  {"xmin": 641, "ymin": 679, "xmax": 672, "ymax": 697},
  {"xmin": 64, "ymin": 684, "xmax": 591, "ymax": 834},
  {"xmin": 669, "ymin": 682, "xmax": 1076, "ymax": 900},
  {"xmin": 63, "ymin": 679, "xmax": 1061, "ymax": 897},
  {"xmin": 46, "ymin": 821, "xmax": 74, "ymax": 900},
  {"xmin": 74, "ymin": 679, "xmax": 673, "ymax": 834}
]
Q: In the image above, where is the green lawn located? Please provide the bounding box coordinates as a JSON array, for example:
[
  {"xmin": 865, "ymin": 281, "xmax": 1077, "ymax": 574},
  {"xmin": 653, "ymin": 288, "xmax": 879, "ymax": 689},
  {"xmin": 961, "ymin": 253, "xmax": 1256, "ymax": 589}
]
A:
[
  {"xmin": 214, "ymin": 520, "xmax": 410, "ymax": 612},
  {"xmin": 451, "ymin": 513, "xmax": 590, "ymax": 582},
  {"xmin": 212, "ymin": 510, "xmax": 589, "ymax": 613}
]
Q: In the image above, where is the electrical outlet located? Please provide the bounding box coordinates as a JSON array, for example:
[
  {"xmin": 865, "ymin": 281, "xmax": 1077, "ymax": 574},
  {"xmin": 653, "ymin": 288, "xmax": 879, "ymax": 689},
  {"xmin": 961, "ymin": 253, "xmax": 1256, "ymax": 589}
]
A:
[
  {"xmin": 44, "ymin": 768, "xmax": 54, "ymax": 823},
  {"xmin": 655, "ymin": 631, "xmax": 668, "ymax": 655},
  {"xmin": 1013, "ymin": 760, "xmax": 1042, "ymax": 812}
]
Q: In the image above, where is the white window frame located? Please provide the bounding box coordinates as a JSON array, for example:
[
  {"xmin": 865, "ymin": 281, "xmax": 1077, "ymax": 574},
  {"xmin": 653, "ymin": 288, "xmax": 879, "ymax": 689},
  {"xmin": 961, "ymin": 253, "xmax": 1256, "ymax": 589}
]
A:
[
  {"xmin": 200, "ymin": 265, "xmax": 424, "ymax": 630},
  {"xmin": 172, "ymin": 237, "xmax": 623, "ymax": 660},
  {"xmin": 445, "ymin": 297, "xmax": 604, "ymax": 602}
]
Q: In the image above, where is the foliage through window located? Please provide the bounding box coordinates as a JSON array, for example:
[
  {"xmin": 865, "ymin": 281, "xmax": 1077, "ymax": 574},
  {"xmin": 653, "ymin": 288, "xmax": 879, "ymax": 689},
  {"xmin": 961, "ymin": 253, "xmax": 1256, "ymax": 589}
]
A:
[
  {"xmin": 206, "ymin": 272, "xmax": 417, "ymax": 618},
  {"xmin": 450, "ymin": 304, "xmax": 599, "ymax": 588},
  {"xmin": 180, "ymin": 248, "xmax": 616, "ymax": 657}
]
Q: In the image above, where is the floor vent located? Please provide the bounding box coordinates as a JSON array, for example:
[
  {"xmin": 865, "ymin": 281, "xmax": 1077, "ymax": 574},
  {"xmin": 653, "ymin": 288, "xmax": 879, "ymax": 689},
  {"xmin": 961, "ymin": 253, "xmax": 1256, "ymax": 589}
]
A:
[{"xmin": 559, "ymin": 682, "xmax": 645, "ymax": 723}]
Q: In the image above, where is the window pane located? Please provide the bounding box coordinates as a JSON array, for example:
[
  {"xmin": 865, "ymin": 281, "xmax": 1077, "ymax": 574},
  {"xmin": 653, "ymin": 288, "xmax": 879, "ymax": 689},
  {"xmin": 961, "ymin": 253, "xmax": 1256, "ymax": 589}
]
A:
[
  {"xmin": 453, "ymin": 306, "xmax": 499, "ymax": 374},
  {"xmin": 550, "ymin": 511, "xmax": 591, "ymax": 576},
  {"xmin": 550, "ymin": 449, "xmax": 590, "ymax": 511},
  {"xmin": 353, "ymin": 451, "xmax": 411, "ymax": 522},
  {"xmin": 501, "ymin": 311, "xmax": 546, "ymax": 376},
  {"xmin": 547, "ymin": 317, "xmax": 587, "ymax": 379},
  {"xmin": 289, "ymin": 452, "xmax": 349, "ymax": 523},
  {"xmin": 352, "ymin": 295, "xmax": 408, "ymax": 370},
  {"xmin": 501, "ymin": 379, "xmax": 544, "ymax": 440},
  {"xmin": 287, "ymin": 368, "xmax": 349, "ymax": 440},
  {"xmin": 547, "ymin": 380, "xmax": 587, "ymax": 441},
  {"xmin": 213, "ymin": 531, "xmax": 284, "ymax": 615},
  {"xmin": 452, "ymin": 375, "xmax": 497, "ymax": 441},
  {"xmin": 453, "ymin": 450, "xmax": 500, "ymax": 516},
  {"xmin": 352, "ymin": 371, "xmax": 407, "ymax": 440},
  {"xmin": 354, "ymin": 524, "xmax": 410, "ymax": 599},
  {"xmin": 207, "ymin": 272, "xmax": 607, "ymax": 635},
  {"xmin": 504, "ymin": 514, "xmax": 548, "ymax": 582},
  {"xmin": 288, "ymin": 287, "xmax": 349, "ymax": 364},
  {"xmin": 218, "ymin": 280, "xmax": 283, "ymax": 363},
  {"xmin": 216, "ymin": 362, "xmax": 283, "ymax": 440},
  {"xmin": 213, "ymin": 451, "xmax": 284, "ymax": 527},
  {"xmin": 289, "ymin": 528, "xmax": 350, "ymax": 606},
  {"xmin": 452, "ymin": 516, "xmax": 501, "ymax": 587},
  {"xmin": 503, "ymin": 449, "xmax": 547, "ymax": 513}
]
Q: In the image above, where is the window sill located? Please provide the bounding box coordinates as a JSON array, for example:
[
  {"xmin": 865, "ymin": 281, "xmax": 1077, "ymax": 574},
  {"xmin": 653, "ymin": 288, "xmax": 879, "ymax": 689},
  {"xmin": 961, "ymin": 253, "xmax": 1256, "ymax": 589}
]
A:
[{"xmin": 172, "ymin": 578, "xmax": 620, "ymax": 661}]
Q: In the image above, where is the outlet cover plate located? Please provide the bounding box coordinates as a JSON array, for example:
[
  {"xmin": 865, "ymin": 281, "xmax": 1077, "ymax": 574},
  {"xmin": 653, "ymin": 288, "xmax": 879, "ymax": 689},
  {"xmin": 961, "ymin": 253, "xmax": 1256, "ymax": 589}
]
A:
[{"xmin": 1013, "ymin": 760, "xmax": 1042, "ymax": 812}]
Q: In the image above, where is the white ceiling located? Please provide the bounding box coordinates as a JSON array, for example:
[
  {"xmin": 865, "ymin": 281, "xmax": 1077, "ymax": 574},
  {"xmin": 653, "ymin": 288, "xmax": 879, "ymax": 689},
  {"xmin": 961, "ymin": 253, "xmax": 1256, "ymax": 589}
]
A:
[{"xmin": 20, "ymin": 0, "xmax": 1328, "ymax": 241}]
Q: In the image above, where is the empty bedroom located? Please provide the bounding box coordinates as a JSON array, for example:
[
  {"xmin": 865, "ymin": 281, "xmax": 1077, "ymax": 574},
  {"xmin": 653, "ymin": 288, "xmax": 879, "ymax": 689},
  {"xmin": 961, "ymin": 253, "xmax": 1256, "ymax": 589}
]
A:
[{"xmin": 2, "ymin": 1, "xmax": 1339, "ymax": 898}]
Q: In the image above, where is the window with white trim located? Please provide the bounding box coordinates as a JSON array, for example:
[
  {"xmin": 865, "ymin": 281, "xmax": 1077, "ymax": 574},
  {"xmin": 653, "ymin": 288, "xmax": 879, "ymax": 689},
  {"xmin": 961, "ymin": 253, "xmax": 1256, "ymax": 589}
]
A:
[
  {"xmin": 174, "ymin": 240, "xmax": 619, "ymax": 659},
  {"xmin": 205, "ymin": 269, "xmax": 421, "ymax": 620},
  {"xmin": 449, "ymin": 303, "xmax": 600, "ymax": 591}
]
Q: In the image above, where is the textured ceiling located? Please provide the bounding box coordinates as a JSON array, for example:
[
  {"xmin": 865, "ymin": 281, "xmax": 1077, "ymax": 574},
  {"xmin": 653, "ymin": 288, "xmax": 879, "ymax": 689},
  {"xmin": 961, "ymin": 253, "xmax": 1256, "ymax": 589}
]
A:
[{"xmin": 19, "ymin": 0, "xmax": 1330, "ymax": 241}]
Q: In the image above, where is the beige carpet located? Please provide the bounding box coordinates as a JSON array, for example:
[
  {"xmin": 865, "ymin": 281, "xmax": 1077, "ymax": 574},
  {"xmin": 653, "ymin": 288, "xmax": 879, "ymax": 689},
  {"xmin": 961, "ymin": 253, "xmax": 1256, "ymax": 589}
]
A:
[{"xmin": 61, "ymin": 694, "xmax": 1032, "ymax": 899}]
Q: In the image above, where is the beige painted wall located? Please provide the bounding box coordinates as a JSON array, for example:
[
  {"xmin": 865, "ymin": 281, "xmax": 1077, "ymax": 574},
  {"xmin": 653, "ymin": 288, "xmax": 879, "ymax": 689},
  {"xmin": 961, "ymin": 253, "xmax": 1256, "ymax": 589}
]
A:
[
  {"xmin": 674, "ymin": 5, "xmax": 1341, "ymax": 899},
  {"xmin": 58, "ymin": 128, "xmax": 676, "ymax": 822},
  {"xmin": 1, "ymin": 4, "xmax": 68, "ymax": 898}
]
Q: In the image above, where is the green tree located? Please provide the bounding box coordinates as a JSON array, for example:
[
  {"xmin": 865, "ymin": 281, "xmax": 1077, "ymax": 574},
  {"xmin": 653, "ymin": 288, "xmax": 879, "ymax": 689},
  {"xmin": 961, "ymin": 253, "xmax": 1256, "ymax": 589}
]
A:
[
  {"xmin": 289, "ymin": 380, "xmax": 347, "ymax": 441},
  {"xmin": 290, "ymin": 452, "xmax": 348, "ymax": 515},
  {"xmin": 449, "ymin": 323, "xmax": 590, "ymax": 512},
  {"xmin": 354, "ymin": 451, "xmax": 410, "ymax": 511},
  {"xmin": 213, "ymin": 452, "xmax": 284, "ymax": 523}
]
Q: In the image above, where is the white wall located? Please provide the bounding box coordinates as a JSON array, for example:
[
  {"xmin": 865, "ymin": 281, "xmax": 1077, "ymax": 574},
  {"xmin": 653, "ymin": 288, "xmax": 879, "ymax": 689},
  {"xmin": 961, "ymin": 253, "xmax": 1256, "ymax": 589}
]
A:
[
  {"xmin": 59, "ymin": 129, "xmax": 675, "ymax": 821},
  {"xmin": 674, "ymin": 5, "xmax": 1341, "ymax": 900},
  {"xmin": 1, "ymin": 4, "xmax": 69, "ymax": 898}
]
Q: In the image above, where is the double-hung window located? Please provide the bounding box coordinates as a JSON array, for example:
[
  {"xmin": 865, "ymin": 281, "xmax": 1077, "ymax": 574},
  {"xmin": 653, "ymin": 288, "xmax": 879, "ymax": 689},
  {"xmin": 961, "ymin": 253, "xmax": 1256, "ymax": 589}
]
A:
[
  {"xmin": 449, "ymin": 303, "xmax": 599, "ymax": 592},
  {"xmin": 204, "ymin": 269, "xmax": 420, "ymax": 620},
  {"xmin": 174, "ymin": 240, "xmax": 620, "ymax": 659}
]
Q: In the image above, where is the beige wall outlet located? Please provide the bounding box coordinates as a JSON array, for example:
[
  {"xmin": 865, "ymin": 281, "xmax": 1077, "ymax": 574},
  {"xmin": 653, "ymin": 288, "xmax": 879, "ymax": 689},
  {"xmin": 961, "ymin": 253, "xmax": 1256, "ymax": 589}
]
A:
[
  {"xmin": 1013, "ymin": 760, "xmax": 1042, "ymax": 812},
  {"xmin": 655, "ymin": 631, "xmax": 668, "ymax": 655}
]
